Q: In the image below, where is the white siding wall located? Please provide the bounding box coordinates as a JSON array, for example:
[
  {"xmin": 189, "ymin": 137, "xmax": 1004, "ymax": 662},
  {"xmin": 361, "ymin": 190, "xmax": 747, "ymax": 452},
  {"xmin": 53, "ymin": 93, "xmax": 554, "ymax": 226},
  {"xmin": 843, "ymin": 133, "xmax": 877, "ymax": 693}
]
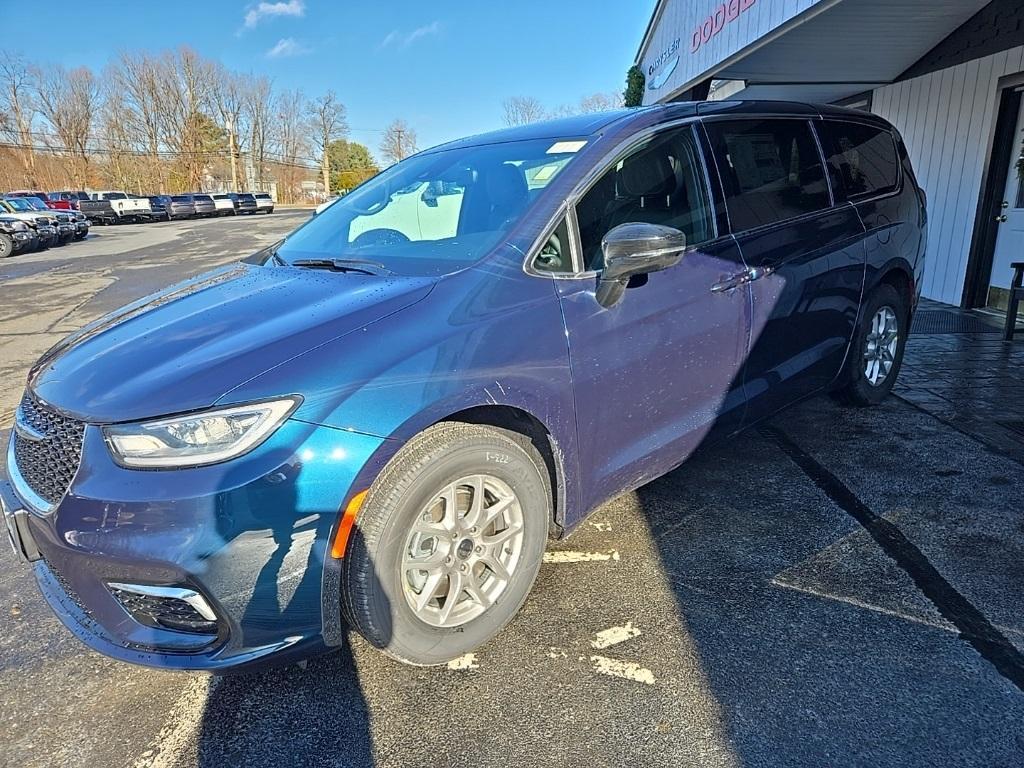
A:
[
  {"xmin": 641, "ymin": 0, "xmax": 824, "ymax": 105},
  {"xmin": 871, "ymin": 46, "xmax": 1024, "ymax": 305}
]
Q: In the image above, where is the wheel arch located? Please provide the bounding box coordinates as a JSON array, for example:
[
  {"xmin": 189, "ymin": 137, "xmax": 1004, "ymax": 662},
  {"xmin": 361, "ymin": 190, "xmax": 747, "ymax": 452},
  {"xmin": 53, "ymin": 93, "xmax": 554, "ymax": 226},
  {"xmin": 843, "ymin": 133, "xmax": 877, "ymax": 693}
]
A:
[
  {"xmin": 440, "ymin": 404, "xmax": 566, "ymax": 539},
  {"xmin": 870, "ymin": 260, "xmax": 917, "ymax": 314}
]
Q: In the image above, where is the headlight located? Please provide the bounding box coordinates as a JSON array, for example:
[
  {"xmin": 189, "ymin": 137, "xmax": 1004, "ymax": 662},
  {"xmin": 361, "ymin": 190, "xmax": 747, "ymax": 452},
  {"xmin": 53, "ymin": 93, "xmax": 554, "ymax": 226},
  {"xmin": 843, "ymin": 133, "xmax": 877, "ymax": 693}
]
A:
[
  {"xmin": 12, "ymin": 221, "xmax": 28, "ymax": 232},
  {"xmin": 103, "ymin": 397, "xmax": 300, "ymax": 468}
]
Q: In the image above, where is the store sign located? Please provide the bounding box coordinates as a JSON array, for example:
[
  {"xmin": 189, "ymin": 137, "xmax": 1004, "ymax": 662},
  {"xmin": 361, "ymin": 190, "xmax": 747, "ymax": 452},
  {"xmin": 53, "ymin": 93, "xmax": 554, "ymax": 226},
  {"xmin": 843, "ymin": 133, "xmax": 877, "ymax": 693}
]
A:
[
  {"xmin": 647, "ymin": 37, "xmax": 681, "ymax": 90},
  {"xmin": 691, "ymin": 0, "xmax": 757, "ymax": 53}
]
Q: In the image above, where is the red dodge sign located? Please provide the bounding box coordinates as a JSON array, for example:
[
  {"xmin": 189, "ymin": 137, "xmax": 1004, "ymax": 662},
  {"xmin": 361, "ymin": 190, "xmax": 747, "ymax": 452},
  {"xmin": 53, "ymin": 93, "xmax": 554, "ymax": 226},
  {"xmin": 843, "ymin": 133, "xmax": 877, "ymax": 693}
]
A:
[{"xmin": 691, "ymin": 0, "xmax": 757, "ymax": 53}]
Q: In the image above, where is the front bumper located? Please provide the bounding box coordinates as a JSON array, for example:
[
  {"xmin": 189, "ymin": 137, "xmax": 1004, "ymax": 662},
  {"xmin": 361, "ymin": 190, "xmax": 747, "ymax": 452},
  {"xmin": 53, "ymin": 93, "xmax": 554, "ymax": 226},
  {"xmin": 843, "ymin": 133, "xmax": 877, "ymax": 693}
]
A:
[
  {"xmin": 3, "ymin": 418, "xmax": 386, "ymax": 671},
  {"xmin": 11, "ymin": 231, "xmax": 33, "ymax": 251}
]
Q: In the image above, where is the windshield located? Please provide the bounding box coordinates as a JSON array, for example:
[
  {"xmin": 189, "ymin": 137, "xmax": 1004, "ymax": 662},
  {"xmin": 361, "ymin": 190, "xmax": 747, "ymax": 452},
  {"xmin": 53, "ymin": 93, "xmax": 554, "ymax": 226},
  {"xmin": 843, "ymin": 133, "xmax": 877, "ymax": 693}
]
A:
[
  {"xmin": 276, "ymin": 137, "xmax": 584, "ymax": 276},
  {"xmin": 22, "ymin": 197, "xmax": 47, "ymax": 210},
  {"xmin": 4, "ymin": 198, "xmax": 33, "ymax": 212}
]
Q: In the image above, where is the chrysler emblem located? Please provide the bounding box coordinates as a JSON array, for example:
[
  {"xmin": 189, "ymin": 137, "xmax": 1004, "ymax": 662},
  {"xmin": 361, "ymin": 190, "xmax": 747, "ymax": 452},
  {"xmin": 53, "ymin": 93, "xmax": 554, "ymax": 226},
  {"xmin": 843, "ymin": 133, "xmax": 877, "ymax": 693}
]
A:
[{"xmin": 13, "ymin": 410, "xmax": 46, "ymax": 442}]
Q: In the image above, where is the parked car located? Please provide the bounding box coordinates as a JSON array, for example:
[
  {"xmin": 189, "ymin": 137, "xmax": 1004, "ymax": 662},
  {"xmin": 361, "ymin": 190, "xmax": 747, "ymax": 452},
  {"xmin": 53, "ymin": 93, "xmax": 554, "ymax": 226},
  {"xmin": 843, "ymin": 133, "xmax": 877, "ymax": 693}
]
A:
[
  {"xmin": 211, "ymin": 193, "xmax": 235, "ymax": 216},
  {"xmin": 8, "ymin": 190, "xmax": 74, "ymax": 211},
  {"xmin": 146, "ymin": 196, "xmax": 172, "ymax": 222},
  {"xmin": 0, "ymin": 216, "xmax": 34, "ymax": 257},
  {"xmin": 253, "ymin": 192, "xmax": 274, "ymax": 214},
  {"xmin": 0, "ymin": 102, "xmax": 926, "ymax": 673},
  {"xmin": 49, "ymin": 191, "xmax": 90, "ymax": 210},
  {"xmin": 90, "ymin": 191, "xmax": 153, "ymax": 223},
  {"xmin": 189, "ymin": 193, "xmax": 217, "ymax": 217},
  {"xmin": 14, "ymin": 197, "xmax": 76, "ymax": 245},
  {"xmin": 230, "ymin": 192, "xmax": 258, "ymax": 214},
  {"xmin": 165, "ymin": 195, "xmax": 196, "ymax": 220},
  {"xmin": 0, "ymin": 198, "xmax": 57, "ymax": 249}
]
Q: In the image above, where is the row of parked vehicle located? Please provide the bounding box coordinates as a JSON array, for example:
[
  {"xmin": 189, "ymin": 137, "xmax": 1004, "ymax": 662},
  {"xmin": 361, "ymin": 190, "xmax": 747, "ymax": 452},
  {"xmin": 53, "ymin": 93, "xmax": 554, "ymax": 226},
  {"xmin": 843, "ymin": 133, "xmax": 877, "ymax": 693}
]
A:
[
  {"xmin": 0, "ymin": 192, "xmax": 91, "ymax": 258},
  {"xmin": 48, "ymin": 190, "xmax": 276, "ymax": 225},
  {"xmin": 0, "ymin": 189, "xmax": 276, "ymax": 258}
]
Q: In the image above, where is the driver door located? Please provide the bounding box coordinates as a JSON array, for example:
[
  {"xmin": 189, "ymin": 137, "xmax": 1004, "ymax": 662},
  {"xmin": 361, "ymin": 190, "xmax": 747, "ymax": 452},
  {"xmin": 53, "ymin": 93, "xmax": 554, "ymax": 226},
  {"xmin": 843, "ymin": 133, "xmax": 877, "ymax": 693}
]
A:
[{"xmin": 554, "ymin": 124, "xmax": 751, "ymax": 512}]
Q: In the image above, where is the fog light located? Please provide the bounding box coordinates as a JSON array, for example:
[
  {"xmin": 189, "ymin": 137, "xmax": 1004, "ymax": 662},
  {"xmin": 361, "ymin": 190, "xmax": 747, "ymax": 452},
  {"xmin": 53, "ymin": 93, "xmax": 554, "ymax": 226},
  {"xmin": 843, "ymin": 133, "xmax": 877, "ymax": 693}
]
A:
[{"xmin": 108, "ymin": 582, "xmax": 218, "ymax": 635}]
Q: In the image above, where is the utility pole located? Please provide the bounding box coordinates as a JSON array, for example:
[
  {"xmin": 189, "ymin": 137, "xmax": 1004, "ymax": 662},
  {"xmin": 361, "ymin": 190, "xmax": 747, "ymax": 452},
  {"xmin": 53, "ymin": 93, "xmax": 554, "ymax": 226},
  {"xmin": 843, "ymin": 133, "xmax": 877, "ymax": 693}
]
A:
[
  {"xmin": 226, "ymin": 118, "xmax": 239, "ymax": 191},
  {"xmin": 322, "ymin": 148, "xmax": 331, "ymax": 200}
]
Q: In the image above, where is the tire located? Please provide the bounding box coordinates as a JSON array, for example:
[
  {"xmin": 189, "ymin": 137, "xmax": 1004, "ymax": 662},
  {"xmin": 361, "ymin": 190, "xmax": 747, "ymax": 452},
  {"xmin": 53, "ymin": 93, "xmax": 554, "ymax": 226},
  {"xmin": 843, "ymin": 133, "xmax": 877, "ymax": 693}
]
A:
[
  {"xmin": 834, "ymin": 283, "xmax": 908, "ymax": 406},
  {"xmin": 0, "ymin": 233, "xmax": 13, "ymax": 258},
  {"xmin": 342, "ymin": 422, "xmax": 551, "ymax": 666}
]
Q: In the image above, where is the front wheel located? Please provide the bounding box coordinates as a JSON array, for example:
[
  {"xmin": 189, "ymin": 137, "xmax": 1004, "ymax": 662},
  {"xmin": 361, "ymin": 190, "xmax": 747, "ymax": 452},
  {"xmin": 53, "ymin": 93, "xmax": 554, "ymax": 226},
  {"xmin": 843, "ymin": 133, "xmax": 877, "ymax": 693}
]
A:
[
  {"xmin": 0, "ymin": 233, "xmax": 13, "ymax": 258},
  {"xmin": 834, "ymin": 283, "xmax": 908, "ymax": 406},
  {"xmin": 342, "ymin": 422, "xmax": 551, "ymax": 666}
]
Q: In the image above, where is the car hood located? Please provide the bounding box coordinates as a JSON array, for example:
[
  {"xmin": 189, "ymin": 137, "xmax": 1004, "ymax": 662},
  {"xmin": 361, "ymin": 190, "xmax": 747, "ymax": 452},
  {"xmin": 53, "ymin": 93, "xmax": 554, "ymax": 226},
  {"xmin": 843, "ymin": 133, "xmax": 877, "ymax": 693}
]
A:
[{"xmin": 29, "ymin": 263, "xmax": 436, "ymax": 423}]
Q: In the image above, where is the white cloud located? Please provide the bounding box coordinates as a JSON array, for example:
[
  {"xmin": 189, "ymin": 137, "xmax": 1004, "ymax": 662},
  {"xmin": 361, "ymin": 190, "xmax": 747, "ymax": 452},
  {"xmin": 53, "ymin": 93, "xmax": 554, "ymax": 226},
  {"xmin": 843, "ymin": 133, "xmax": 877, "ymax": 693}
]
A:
[
  {"xmin": 244, "ymin": 0, "xmax": 305, "ymax": 29},
  {"xmin": 266, "ymin": 37, "xmax": 312, "ymax": 58},
  {"xmin": 380, "ymin": 21, "xmax": 442, "ymax": 48}
]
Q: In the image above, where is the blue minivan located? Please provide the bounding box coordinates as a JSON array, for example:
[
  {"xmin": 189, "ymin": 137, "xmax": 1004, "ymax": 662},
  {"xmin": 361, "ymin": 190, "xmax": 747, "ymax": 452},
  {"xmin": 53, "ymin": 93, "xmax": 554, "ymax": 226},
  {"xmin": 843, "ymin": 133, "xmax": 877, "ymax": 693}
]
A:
[{"xmin": 2, "ymin": 102, "xmax": 925, "ymax": 671}]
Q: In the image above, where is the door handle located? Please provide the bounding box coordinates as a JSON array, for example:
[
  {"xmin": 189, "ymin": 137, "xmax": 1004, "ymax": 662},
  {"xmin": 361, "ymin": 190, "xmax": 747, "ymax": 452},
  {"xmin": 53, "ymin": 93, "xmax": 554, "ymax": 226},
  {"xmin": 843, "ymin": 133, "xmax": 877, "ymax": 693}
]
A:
[
  {"xmin": 996, "ymin": 214, "xmax": 1008, "ymax": 223},
  {"xmin": 711, "ymin": 265, "xmax": 774, "ymax": 293}
]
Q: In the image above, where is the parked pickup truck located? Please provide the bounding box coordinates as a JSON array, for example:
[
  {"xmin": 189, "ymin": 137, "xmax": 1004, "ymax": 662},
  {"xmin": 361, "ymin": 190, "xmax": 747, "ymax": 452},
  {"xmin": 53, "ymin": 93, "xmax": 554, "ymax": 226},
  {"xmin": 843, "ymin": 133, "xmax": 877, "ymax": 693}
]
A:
[
  {"xmin": 89, "ymin": 191, "xmax": 153, "ymax": 222},
  {"xmin": 51, "ymin": 191, "xmax": 118, "ymax": 224},
  {"xmin": 0, "ymin": 198, "xmax": 57, "ymax": 249}
]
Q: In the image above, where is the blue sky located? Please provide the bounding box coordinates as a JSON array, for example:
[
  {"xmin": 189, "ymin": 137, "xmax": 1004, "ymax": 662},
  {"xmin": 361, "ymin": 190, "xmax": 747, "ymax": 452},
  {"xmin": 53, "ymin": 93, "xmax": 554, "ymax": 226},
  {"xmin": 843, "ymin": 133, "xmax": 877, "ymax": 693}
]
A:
[{"xmin": 6, "ymin": 1, "xmax": 653, "ymax": 154}]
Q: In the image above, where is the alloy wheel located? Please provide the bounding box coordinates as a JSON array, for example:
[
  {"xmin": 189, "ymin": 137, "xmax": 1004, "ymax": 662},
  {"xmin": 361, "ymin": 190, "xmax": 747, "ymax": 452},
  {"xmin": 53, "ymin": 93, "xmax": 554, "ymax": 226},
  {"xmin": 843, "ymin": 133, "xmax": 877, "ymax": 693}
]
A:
[
  {"xmin": 401, "ymin": 474, "xmax": 525, "ymax": 628},
  {"xmin": 863, "ymin": 305, "xmax": 899, "ymax": 386}
]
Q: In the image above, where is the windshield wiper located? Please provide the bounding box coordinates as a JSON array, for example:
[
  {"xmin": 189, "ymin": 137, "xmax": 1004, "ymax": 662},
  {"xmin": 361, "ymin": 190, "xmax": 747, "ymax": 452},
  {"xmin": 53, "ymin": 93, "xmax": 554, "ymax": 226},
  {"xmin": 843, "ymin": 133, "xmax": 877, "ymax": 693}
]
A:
[{"xmin": 289, "ymin": 258, "xmax": 395, "ymax": 276}]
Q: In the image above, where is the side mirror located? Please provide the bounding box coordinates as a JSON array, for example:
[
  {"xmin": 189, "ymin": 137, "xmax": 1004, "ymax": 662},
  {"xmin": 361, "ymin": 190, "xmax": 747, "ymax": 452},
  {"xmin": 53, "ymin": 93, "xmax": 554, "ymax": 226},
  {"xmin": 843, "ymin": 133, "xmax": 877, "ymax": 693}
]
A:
[{"xmin": 596, "ymin": 222, "xmax": 687, "ymax": 308}]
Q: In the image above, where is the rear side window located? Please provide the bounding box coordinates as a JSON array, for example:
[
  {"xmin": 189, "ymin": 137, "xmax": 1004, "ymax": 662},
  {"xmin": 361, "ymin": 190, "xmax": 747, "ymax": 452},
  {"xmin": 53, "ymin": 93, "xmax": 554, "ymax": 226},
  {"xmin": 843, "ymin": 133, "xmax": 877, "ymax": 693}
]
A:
[
  {"xmin": 818, "ymin": 120, "xmax": 899, "ymax": 200},
  {"xmin": 705, "ymin": 119, "xmax": 830, "ymax": 232}
]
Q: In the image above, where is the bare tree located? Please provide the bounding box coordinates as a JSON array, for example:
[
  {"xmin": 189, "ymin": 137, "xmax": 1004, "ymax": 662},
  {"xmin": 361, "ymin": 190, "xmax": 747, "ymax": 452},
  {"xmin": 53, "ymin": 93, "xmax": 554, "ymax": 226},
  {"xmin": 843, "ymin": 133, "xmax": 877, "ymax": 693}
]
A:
[
  {"xmin": 306, "ymin": 90, "xmax": 348, "ymax": 196},
  {"xmin": 501, "ymin": 96, "xmax": 546, "ymax": 127},
  {"xmin": 244, "ymin": 74, "xmax": 274, "ymax": 190},
  {"xmin": 0, "ymin": 52, "xmax": 38, "ymax": 185},
  {"xmin": 379, "ymin": 119, "xmax": 418, "ymax": 166},
  {"xmin": 34, "ymin": 65, "xmax": 99, "ymax": 187},
  {"xmin": 108, "ymin": 51, "xmax": 165, "ymax": 191},
  {"xmin": 212, "ymin": 64, "xmax": 246, "ymax": 190},
  {"xmin": 273, "ymin": 87, "xmax": 309, "ymax": 203},
  {"xmin": 576, "ymin": 91, "xmax": 624, "ymax": 113}
]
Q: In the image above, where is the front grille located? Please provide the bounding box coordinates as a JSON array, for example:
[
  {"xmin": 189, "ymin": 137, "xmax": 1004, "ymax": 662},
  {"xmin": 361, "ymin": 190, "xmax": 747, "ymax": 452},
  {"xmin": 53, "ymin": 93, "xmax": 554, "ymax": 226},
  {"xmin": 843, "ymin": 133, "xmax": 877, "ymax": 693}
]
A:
[
  {"xmin": 12, "ymin": 392, "xmax": 85, "ymax": 506},
  {"xmin": 109, "ymin": 588, "xmax": 218, "ymax": 635}
]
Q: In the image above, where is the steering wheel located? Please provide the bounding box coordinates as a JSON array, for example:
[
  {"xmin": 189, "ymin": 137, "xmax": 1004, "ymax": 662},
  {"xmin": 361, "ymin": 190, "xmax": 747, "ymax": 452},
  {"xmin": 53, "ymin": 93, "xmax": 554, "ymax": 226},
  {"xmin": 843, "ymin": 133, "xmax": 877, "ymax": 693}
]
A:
[
  {"xmin": 348, "ymin": 197, "xmax": 390, "ymax": 216},
  {"xmin": 352, "ymin": 228, "xmax": 410, "ymax": 248}
]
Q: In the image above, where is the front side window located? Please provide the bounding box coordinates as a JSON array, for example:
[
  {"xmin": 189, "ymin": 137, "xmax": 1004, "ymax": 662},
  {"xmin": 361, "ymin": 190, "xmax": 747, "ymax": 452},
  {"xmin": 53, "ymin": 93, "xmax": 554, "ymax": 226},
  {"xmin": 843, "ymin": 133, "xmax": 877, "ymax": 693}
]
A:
[
  {"xmin": 277, "ymin": 138, "xmax": 582, "ymax": 277},
  {"xmin": 575, "ymin": 125, "xmax": 714, "ymax": 270},
  {"xmin": 818, "ymin": 120, "xmax": 899, "ymax": 201},
  {"xmin": 706, "ymin": 119, "xmax": 830, "ymax": 232}
]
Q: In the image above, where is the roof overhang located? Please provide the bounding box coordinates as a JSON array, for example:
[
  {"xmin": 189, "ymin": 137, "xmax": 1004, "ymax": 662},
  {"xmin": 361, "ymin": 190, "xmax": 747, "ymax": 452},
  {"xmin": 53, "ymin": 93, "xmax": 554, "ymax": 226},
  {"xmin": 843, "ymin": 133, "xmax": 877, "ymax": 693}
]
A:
[{"xmin": 644, "ymin": 0, "xmax": 990, "ymax": 105}]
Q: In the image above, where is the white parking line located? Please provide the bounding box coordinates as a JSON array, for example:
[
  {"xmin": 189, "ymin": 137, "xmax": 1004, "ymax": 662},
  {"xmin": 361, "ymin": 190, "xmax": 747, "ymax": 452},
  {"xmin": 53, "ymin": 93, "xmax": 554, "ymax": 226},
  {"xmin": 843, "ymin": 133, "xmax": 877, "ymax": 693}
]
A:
[
  {"xmin": 590, "ymin": 622, "xmax": 642, "ymax": 649},
  {"xmin": 588, "ymin": 655, "xmax": 656, "ymax": 686},
  {"xmin": 543, "ymin": 550, "xmax": 620, "ymax": 563},
  {"xmin": 447, "ymin": 653, "xmax": 479, "ymax": 671}
]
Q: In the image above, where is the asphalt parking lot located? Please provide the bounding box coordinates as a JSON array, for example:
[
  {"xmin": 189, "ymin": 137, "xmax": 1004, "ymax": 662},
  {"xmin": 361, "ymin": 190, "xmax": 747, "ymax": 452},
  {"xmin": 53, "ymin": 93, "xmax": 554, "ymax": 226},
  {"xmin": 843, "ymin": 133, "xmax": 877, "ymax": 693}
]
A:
[{"xmin": 1, "ymin": 213, "xmax": 1022, "ymax": 768}]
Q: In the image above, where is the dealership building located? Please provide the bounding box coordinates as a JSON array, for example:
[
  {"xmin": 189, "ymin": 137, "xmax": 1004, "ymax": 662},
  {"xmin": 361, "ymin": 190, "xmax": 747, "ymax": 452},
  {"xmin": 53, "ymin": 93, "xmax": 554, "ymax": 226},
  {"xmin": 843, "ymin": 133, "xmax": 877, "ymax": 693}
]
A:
[{"xmin": 636, "ymin": 0, "xmax": 1024, "ymax": 311}]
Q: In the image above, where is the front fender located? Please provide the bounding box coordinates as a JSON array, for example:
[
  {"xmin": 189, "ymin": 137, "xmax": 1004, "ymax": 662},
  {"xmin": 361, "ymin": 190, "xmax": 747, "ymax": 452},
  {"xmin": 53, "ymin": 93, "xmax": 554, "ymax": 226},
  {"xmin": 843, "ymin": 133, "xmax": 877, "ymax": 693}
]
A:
[{"xmin": 225, "ymin": 258, "xmax": 583, "ymax": 528}]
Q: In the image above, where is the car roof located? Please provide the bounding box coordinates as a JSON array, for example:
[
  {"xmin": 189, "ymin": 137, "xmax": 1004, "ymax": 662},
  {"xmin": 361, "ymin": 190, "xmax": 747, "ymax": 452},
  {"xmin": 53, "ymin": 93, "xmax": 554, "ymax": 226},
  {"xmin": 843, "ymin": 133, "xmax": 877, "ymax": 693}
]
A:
[{"xmin": 422, "ymin": 101, "xmax": 893, "ymax": 154}]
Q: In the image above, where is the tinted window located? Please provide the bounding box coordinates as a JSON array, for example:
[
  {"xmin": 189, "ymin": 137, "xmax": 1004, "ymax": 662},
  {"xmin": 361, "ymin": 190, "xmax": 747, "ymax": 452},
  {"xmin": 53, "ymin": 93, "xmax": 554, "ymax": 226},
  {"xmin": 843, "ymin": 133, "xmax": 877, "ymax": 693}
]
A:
[
  {"xmin": 575, "ymin": 125, "xmax": 714, "ymax": 270},
  {"xmin": 706, "ymin": 119, "xmax": 829, "ymax": 232},
  {"xmin": 819, "ymin": 120, "xmax": 899, "ymax": 200},
  {"xmin": 171, "ymin": 195, "xmax": 190, "ymax": 202}
]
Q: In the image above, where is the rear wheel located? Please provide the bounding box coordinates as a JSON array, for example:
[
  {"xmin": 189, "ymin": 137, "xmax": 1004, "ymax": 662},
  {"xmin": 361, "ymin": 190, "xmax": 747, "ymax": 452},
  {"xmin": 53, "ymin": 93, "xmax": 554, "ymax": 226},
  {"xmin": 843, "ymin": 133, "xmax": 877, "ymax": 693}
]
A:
[
  {"xmin": 342, "ymin": 422, "xmax": 550, "ymax": 666},
  {"xmin": 835, "ymin": 283, "xmax": 907, "ymax": 406}
]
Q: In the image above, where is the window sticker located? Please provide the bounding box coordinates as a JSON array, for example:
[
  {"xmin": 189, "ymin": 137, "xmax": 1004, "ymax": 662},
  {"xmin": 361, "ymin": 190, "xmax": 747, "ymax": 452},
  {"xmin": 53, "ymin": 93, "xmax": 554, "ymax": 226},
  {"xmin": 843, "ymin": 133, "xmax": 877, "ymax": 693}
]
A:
[{"xmin": 547, "ymin": 140, "xmax": 587, "ymax": 154}]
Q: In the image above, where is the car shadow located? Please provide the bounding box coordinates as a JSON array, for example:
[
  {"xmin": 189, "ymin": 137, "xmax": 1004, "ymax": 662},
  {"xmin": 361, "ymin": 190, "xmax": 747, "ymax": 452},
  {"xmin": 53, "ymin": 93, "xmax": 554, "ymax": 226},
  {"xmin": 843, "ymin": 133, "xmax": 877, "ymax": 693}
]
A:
[
  {"xmin": 190, "ymin": 454, "xmax": 387, "ymax": 768},
  {"xmin": 632, "ymin": 397, "xmax": 1024, "ymax": 766}
]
